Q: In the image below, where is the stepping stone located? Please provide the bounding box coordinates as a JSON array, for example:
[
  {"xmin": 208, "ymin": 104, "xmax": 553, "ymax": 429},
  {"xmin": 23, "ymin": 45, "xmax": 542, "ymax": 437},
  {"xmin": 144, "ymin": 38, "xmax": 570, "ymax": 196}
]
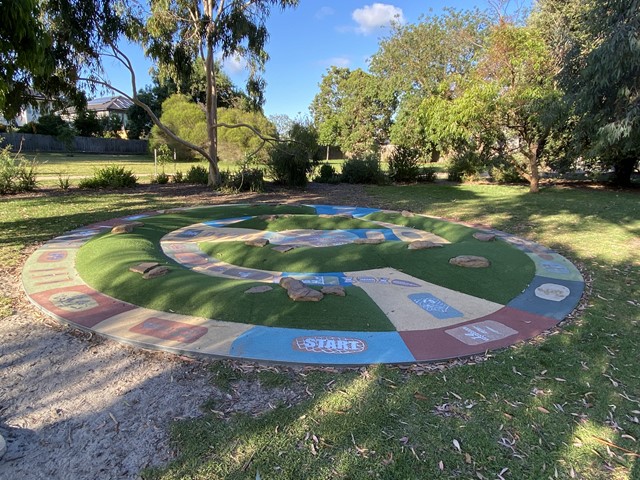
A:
[
  {"xmin": 279, "ymin": 278, "xmax": 324, "ymax": 302},
  {"xmin": 245, "ymin": 285, "xmax": 273, "ymax": 294},
  {"xmin": 408, "ymin": 241, "xmax": 443, "ymax": 250},
  {"xmin": 401, "ymin": 210, "xmax": 415, "ymax": 217},
  {"xmin": 245, "ymin": 238, "xmax": 270, "ymax": 247},
  {"xmin": 0, "ymin": 433, "xmax": 5, "ymax": 460},
  {"xmin": 449, "ymin": 255, "xmax": 491, "ymax": 268},
  {"xmin": 335, "ymin": 213, "xmax": 354, "ymax": 219},
  {"xmin": 354, "ymin": 238, "xmax": 385, "ymax": 245},
  {"xmin": 143, "ymin": 265, "xmax": 170, "ymax": 279},
  {"xmin": 111, "ymin": 221, "xmax": 143, "ymax": 234},
  {"xmin": 129, "ymin": 262, "xmax": 160, "ymax": 274},
  {"xmin": 321, "ymin": 286, "xmax": 346, "ymax": 297},
  {"xmin": 258, "ymin": 214, "xmax": 278, "ymax": 221},
  {"xmin": 473, "ymin": 232, "xmax": 496, "ymax": 242},
  {"xmin": 272, "ymin": 245, "xmax": 296, "ymax": 253}
]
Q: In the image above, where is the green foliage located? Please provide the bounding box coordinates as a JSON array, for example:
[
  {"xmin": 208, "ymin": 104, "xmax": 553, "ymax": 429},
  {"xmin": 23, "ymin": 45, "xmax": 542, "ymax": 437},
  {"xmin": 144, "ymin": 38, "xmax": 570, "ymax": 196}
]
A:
[
  {"xmin": 220, "ymin": 167, "xmax": 264, "ymax": 192},
  {"xmin": 218, "ymin": 108, "xmax": 278, "ymax": 162},
  {"xmin": 78, "ymin": 165, "xmax": 137, "ymax": 189},
  {"xmin": 387, "ymin": 146, "xmax": 421, "ymax": 183},
  {"xmin": 311, "ymin": 67, "xmax": 396, "ymax": 157},
  {"xmin": 184, "ymin": 165, "xmax": 208, "ymax": 185},
  {"xmin": 313, "ymin": 163, "xmax": 340, "ymax": 184},
  {"xmin": 172, "ymin": 171, "xmax": 184, "ymax": 184},
  {"xmin": 100, "ymin": 114, "xmax": 125, "ymax": 138},
  {"xmin": 73, "ymin": 110, "xmax": 103, "ymax": 137},
  {"xmin": 57, "ymin": 172, "xmax": 71, "ymax": 190},
  {"xmin": 0, "ymin": 145, "xmax": 38, "ymax": 194},
  {"xmin": 152, "ymin": 172, "xmax": 170, "ymax": 184},
  {"xmin": 340, "ymin": 156, "xmax": 386, "ymax": 185},
  {"xmin": 266, "ymin": 142, "xmax": 312, "ymax": 187},
  {"xmin": 446, "ymin": 148, "xmax": 486, "ymax": 182},
  {"xmin": 150, "ymin": 95, "xmax": 208, "ymax": 161}
]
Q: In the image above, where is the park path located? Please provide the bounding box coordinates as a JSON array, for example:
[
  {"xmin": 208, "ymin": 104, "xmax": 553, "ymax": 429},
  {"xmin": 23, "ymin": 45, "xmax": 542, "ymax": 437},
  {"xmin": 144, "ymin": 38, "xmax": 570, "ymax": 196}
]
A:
[{"xmin": 0, "ymin": 183, "xmax": 375, "ymax": 479}]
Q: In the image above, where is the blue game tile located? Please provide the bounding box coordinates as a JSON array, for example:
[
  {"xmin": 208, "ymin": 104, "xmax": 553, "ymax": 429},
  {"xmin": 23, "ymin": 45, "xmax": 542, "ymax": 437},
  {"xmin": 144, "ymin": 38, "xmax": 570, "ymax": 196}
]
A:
[{"xmin": 507, "ymin": 275, "xmax": 584, "ymax": 320}]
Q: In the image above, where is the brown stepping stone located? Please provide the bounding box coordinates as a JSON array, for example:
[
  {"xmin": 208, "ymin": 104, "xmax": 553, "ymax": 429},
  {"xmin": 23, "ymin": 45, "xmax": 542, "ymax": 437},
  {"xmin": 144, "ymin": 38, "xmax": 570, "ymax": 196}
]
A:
[
  {"xmin": 129, "ymin": 262, "xmax": 160, "ymax": 274},
  {"xmin": 245, "ymin": 285, "xmax": 273, "ymax": 294},
  {"xmin": 449, "ymin": 255, "xmax": 491, "ymax": 268},
  {"xmin": 321, "ymin": 286, "xmax": 346, "ymax": 297},
  {"xmin": 279, "ymin": 278, "xmax": 324, "ymax": 302},
  {"xmin": 354, "ymin": 238, "xmax": 385, "ymax": 245},
  {"xmin": 143, "ymin": 265, "xmax": 170, "ymax": 279},
  {"xmin": 245, "ymin": 238, "xmax": 270, "ymax": 247},
  {"xmin": 408, "ymin": 241, "xmax": 443, "ymax": 250},
  {"xmin": 401, "ymin": 210, "xmax": 415, "ymax": 217},
  {"xmin": 111, "ymin": 221, "xmax": 143, "ymax": 234},
  {"xmin": 473, "ymin": 232, "xmax": 496, "ymax": 242}
]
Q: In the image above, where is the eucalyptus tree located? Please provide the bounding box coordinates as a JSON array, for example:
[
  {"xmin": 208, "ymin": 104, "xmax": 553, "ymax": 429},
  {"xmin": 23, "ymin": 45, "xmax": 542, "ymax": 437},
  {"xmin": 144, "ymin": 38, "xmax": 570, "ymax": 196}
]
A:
[{"xmin": 535, "ymin": 0, "xmax": 640, "ymax": 186}]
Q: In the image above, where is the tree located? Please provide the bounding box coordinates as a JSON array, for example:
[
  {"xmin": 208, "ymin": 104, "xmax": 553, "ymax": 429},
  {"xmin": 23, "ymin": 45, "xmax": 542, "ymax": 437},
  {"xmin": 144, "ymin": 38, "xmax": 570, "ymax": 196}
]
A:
[
  {"xmin": 73, "ymin": 111, "xmax": 104, "ymax": 137},
  {"xmin": 369, "ymin": 9, "xmax": 489, "ymax": 154},
  {"xmin": 311, "ymin": 67, "xmax": 396, "ymax": 158},
  {"xmin": 420, "ymin": 22, "xmax": 562, "ymax": 192},
  {"xmin": 536, "ymin": 0, "xmax": 639, "ymax": 186},
  {"xmin": 108, "ymin": 0, "xmax": 298, "ymax": 186},
  {"xmin": 150, "ymin": 95, "xmax": 208, "ymax": 160}
]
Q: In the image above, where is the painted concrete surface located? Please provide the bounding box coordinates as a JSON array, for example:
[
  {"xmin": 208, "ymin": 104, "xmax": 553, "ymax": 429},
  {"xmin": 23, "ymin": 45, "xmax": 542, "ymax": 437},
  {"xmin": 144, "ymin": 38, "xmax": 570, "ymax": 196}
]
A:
[{"xmin": 22, "ymin": 204, "xmax": 585, "ymax": 365}]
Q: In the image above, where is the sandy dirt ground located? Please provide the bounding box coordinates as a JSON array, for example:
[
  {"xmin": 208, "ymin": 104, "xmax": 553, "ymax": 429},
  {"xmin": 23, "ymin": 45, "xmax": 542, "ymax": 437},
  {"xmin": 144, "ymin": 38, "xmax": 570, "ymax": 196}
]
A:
[{"xmin": 0, "ymin": 184, "xmax": 375, "ymax": 479}]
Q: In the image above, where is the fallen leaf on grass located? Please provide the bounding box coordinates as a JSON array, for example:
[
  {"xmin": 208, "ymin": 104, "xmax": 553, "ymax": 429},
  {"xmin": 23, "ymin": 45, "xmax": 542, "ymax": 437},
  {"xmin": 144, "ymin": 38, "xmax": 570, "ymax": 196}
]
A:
[
  {"xmin": 537, "ymin": 406, "xmax": 550, "ymax": 414},
  {"xmin": 414, "ymin": 392, "xmax": 428, "ymax": 401},
  {"xmin": 453, "ymin": 439, "xmax": 461, "ymax": 452},
  {"xmin": 438, "ymin": 460, "xmax": 444, "ymax": 471}
]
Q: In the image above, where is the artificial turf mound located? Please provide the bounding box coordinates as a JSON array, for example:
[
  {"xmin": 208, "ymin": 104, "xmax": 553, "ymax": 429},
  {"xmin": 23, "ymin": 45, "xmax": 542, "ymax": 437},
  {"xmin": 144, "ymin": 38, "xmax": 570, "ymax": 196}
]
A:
[{"xmin": 75, "ymin": 204, "xmax": 534, "ymax": 330}]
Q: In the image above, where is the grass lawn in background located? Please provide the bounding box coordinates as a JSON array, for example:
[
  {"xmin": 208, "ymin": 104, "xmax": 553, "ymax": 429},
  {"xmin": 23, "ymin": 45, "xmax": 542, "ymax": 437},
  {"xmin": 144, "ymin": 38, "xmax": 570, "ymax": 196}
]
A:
[{"xmin": 1, "ymin": 182, "xmax": 638, "ymax": 479}]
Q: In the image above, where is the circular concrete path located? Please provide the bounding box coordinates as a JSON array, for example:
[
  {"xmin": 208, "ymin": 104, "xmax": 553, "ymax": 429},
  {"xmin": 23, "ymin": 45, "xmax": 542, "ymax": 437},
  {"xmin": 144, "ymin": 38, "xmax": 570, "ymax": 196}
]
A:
[{"xmin": 22, "ymin": 204, "xmax": 584, "ymax": 365}]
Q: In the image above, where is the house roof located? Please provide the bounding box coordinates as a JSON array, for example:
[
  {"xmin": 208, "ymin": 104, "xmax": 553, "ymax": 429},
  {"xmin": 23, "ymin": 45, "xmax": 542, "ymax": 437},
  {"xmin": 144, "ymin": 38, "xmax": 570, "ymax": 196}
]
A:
[{"xmin": 87, "ymin": 96, "xmax": 134, "ymax": 112}]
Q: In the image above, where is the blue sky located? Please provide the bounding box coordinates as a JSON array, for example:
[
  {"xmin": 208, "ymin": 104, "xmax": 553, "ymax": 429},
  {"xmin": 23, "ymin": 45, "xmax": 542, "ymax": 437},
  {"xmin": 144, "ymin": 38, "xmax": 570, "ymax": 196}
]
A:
[{"xmin": 105, "ymin": 1, "xmax": 527, "ymax": 119}]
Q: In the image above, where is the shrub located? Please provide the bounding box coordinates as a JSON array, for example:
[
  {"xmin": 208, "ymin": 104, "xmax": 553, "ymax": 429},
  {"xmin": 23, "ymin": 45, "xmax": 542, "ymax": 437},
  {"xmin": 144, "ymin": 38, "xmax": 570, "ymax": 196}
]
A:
[
  {"xmin": 490, "ymin": 164, "xmax": 526, "ymax": 184},
  {"xmin": 172, "ymin": 171, "xmax": 185, "ymax": 183},
  {"xmin": 78, "ymin": 165, "xmax": 137, "ymax": 189},
  {"xmin": 340, "ymin": 155, "xmax": 386, "ymax": 184},
  {"xmin": 57, "ymin": 173, "xmax": 71, "ymax": 190},
  {"xmin": 417, "ymin": 166, "xmax": 438, "ymax": 183},
  {"xmin": 220, "ymin": 167, "xmax": 264, "ymax": 192},
  {"xmin": 446, "ymin": 149, "xmax": 485, "ymax": 182},
  {"xmin": 0, "ymin": 145, "xmax": 38, "ymax": 194},
  {"xmin": 152, "ymin": 172, "xmax": 170, "ymax": 184},
  {"xmin": 184, "ymin": 165, "xmax": 209, "ymax": 184},
  {"xmin": 266, "ymin": 142, "xmax": 313, "ymax": 187},
  {"xmin": 313, "ymin": 163, "xmax": 340, "ymax": 184},
  {"xmin": 387, "ymin": 146, "xmax": 420, "ymax": 183}
]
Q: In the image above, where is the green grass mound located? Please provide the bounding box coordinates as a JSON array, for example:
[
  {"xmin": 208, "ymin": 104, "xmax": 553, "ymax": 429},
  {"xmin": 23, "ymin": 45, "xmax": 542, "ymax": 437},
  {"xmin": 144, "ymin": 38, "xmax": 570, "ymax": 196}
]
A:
[
  {"xmin": 230, "ymin": 214, "xmax": 381, "ymax": 231},
  {"xmin": 76, "ymin": 205, "xmax": 394, "ymax": 331}
]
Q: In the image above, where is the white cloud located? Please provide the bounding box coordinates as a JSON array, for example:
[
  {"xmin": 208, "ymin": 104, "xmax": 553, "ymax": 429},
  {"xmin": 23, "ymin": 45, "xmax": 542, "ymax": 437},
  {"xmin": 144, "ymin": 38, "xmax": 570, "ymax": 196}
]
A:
[
  {"xmin": 315, "ymin": 6, "xmax": 335, "ymax": 20},
  {"xmin": 223, "ymin": 54, "xmax": 247, "ymax": 74},
  {"xmin": 352, "ymin": 3, "xmax": 405, "ymax": 35}
]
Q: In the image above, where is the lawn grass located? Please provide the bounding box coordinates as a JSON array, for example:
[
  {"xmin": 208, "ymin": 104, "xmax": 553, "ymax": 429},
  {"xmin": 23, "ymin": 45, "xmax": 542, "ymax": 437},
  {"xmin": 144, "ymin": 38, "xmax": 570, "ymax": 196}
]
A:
[{"xmin": 1, "ymin": 182, "xmax": 638, "ymax": 479}]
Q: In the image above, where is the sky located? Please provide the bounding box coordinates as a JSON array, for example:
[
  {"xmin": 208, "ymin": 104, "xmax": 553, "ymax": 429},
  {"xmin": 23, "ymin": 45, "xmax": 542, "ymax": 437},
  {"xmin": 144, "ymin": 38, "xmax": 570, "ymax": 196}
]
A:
[{"xmin": 103, "ymin": 1, "xmax": 529, "ymax": 119}]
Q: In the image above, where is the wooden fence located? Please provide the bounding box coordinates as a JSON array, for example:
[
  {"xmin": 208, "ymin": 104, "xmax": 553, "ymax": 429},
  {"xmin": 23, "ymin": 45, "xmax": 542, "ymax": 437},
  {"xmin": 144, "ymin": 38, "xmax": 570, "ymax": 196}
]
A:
[{"xmin": 0, "ymin": 133, "xmax": 148, "ymax": 154}]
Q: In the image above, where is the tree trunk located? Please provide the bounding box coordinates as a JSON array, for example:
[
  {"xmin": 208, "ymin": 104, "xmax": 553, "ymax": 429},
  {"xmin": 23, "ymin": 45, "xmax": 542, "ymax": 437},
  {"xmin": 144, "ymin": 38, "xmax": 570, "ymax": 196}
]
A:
[
  {"xmin": 612, "ymin": 155, "xmax": 637, "ymax": 187},
  {"xmin": 205, "ymin": 29, "xmax": 220, "ymax": 187},
  {"xmin": 526, "ymin": 141, "xmax": 541, "ymax": 193}
]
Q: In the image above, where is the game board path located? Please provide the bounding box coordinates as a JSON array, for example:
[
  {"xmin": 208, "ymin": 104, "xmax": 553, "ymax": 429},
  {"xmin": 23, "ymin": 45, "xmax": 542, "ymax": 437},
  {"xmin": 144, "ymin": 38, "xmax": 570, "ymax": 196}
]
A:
[{"xmin": 22, "ymin": 204, "xmax": 585, "ymax": 366}]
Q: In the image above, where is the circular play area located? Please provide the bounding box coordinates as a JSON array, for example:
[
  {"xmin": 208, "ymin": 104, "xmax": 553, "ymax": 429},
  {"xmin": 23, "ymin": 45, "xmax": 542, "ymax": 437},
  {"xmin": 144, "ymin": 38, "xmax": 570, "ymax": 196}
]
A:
[{"xmin": 22, "ymin": 204, "xmax": 584, "ymax": 365}]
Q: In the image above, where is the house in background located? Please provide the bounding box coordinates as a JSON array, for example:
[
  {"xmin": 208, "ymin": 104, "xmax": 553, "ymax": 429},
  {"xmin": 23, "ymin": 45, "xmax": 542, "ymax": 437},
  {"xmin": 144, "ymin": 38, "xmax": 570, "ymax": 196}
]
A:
[
  {"xmin": 85, "ymin": 96, "xmax": 134, "ymax": 125},
  {"xmin": 0, "ymin": 92, "xmax": 52, "ymax": 127}
]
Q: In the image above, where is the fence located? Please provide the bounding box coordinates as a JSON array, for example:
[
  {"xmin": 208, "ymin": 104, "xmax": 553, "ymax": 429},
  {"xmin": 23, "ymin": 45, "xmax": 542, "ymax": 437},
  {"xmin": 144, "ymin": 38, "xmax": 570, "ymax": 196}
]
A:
[{"xmin": 0, "ymin": 133, "xmax": 148, "ymax": 154}]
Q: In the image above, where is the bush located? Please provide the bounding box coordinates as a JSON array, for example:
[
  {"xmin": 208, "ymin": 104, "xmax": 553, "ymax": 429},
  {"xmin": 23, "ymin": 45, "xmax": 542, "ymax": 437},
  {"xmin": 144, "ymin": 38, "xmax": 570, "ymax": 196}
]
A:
[
  {"xmin": 266, "ymin": 142, "xmax": 314, "ymax": 187},
  {"xmin": 184, "ymin": 165, "xmax": 209, "ymax": 184},
  {"xmin": 490, "ymin": 164, "xmax": 526, "ymax": 184},
  {"xmin": 172, "ymin": 171, "xmax": 185, "ymax": 183},
  {"xmin": 313, "ymin": 163, "xmax": 340, "ymax": 184},
  {"xmin": 78, "ymin": 165, "xmax": 137, "ymax": 189},
  {"xmin": 446, "ymin": 149, "xmax": 485, "ymax": 182},
  {"xmin": 416, "ymin": 166, "xmax": 438, "ymax": 183},
  {"xmin": 152, "ymin": 172, "xmax": 170, "ymax": 184},
  {"xmin": 340, "ymin": 155, "xmax": 386, "ymax": 184},
  {"xmin": 387, "ymin": 146, "xmax": 420, "ymax": 183},
  {"xmin": 0, "ymin": 145, "xmax": 38, "ymax": 194},
  {"xmin": 220, "ymin": 167, "xmax": 264, "ymax": 192}
]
